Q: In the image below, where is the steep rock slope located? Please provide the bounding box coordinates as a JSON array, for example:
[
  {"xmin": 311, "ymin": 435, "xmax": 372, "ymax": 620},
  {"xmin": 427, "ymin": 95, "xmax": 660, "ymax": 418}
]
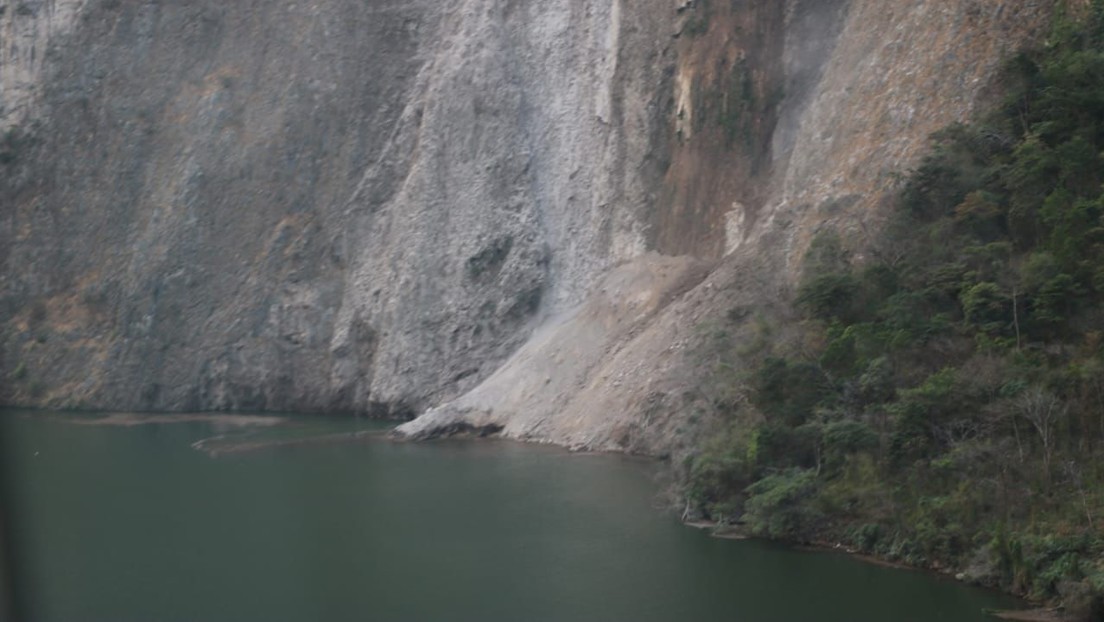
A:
[
  {"xmin": 398, "ymin": 0, "xmax": 1052, "ymax": 451},
  {"xmin": 1, "ymin": 0, "xmax": 673, "ymax": 414},
  {"xmin": 1, "ymin": 0, "xmax": 1051, "ymax": 454}
]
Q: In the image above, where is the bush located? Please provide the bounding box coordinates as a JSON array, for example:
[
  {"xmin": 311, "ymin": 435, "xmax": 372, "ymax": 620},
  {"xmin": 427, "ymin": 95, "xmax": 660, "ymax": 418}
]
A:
[
  {"xmin": 960, "ymin": 281, "xmax": 1010, "ymax": 334},
  {"xmin": 798, "ymin": 273, "xmax": 860, "ymax": 321},
  {"xmin": 823, "ymin": 420, "xmax": 879, "ymax": 466},
  {"xmin": 743, "ymin": 469, "xmax": 821, "ymax": 539},
  {"xmin": 849, "ymin": 523, "xmax": 884, "ymax": 553},
  {"xmin": 752, "ymin": 358, "xmax": 829, "ymax": 426}
]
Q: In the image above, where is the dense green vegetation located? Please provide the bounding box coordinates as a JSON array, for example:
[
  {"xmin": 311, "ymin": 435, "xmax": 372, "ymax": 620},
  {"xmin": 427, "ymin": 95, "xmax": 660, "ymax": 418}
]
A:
[{"xmin": 685, "ymin": 6, "xmax": 1104, "ymax": 618}]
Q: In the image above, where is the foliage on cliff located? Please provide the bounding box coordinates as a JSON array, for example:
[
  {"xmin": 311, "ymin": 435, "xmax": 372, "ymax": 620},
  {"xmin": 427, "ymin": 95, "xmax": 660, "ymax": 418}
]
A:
[{"xmin": 685, "ymin": 5, "xmax": 1104, "ymax": 617}]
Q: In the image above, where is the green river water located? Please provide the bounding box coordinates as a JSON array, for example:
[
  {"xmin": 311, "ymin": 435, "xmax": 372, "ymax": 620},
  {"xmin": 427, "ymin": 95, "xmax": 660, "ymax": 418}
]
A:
[{"xmin": 0, "ymin": 410, "xmax": 1023, "ymax": 621}]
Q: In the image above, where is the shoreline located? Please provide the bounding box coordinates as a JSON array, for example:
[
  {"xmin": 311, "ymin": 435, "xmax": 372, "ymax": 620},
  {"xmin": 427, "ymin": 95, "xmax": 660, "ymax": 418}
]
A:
[
  {"xmin": 66, "ymin": 412, "xmax": 287, "ymax": 428},
  {"xmin": 990, "ymin": 610, "xmax": 1065, "ymax": 622},
  {"xmin": 680, "ymin": 519, "xmax": 1045, "ymax": 619}
]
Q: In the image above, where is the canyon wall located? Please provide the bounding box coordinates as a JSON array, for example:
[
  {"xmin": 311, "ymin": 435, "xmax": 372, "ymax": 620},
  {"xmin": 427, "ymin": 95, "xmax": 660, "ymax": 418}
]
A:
[{"xmin": 0, "ymin": 0, "xmax": 1051, "ymax": 452}]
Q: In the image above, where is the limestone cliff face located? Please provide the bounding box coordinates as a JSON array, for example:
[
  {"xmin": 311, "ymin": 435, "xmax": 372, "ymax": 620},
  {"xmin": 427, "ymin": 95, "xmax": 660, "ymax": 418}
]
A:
[
  {"xmin": 1, "ymin": 0, "xmax": 1051, "ymax": 451},
  {"xmin": 397, "ymin": 0, "xmax": 1051, "ymax": 451},
  {"xmin": 0, "ymin": 0, "xmax": 673, "ymax": 414}
]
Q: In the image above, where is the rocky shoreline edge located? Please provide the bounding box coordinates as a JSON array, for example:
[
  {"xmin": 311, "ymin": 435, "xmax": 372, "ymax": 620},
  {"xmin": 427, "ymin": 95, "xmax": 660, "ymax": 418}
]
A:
[{"xmin": 679, "ymin": 520, "xmax": 1070, "ymax": 621}]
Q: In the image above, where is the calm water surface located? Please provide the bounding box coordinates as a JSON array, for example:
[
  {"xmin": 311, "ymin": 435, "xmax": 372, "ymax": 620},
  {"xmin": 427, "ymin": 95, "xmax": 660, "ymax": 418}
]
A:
[{"xmin": 0, "ymin": 410, "xmax": 1022, "ymax": 621}]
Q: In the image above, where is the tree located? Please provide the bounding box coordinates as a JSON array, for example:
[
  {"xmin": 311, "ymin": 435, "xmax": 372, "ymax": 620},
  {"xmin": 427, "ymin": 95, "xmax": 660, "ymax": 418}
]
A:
[{"xmin": 1015, "ymin": 386, "xmax": 1065, "ymax": 488}]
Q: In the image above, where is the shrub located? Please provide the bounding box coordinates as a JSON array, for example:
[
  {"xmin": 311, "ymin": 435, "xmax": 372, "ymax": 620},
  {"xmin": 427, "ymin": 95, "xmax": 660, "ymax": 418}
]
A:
[
  {"xmin": 743, "ymin": 469, "xmax": 821, "ymax": 539},
  {"xmin": 752, "ymin": 358, "xmax": 829, "ymax": 426},
  {"xmin": 823, "ymin": 420, "xmax": 879, "ymax": 466},
  {"xmin": 960, "ymin": 282, "xmax": 1010, "ymax": 334}
]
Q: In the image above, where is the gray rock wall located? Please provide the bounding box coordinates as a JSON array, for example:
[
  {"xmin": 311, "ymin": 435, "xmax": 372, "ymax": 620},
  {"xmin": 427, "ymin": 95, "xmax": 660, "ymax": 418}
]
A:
[
  {"xmin": 0, "ymin": 0, "xmax": 675, "ymax": 414},
  {"xmin": 399, "ymin": 0, "xmax": 1052, "ymax": 451},
  {"xmin": 0, "ymin": 0, "xmax": 86, "ymax": 132},
  {"xmin": 1, "ymin": 0, "xmax": 1053, "ymax": 454}
]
